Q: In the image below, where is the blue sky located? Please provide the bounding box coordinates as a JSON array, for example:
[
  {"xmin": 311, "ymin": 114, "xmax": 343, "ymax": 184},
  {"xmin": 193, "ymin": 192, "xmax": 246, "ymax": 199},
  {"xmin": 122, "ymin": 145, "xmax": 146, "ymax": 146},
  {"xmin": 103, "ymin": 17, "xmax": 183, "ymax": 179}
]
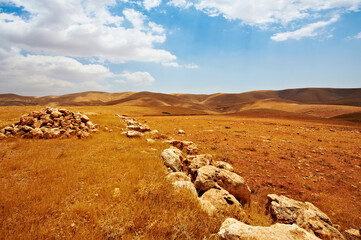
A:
[{"xmin": 0, "ymin": 0, "xmax": 360, "ymax": 96}]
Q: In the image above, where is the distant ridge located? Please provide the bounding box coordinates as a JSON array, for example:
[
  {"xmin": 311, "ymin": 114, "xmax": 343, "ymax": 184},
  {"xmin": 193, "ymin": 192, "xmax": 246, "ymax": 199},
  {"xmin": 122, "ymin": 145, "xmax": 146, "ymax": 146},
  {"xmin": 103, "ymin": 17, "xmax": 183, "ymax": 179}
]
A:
[{"xmin": 1, "ymin": 88, "xmax": 361, "ymax": 119}]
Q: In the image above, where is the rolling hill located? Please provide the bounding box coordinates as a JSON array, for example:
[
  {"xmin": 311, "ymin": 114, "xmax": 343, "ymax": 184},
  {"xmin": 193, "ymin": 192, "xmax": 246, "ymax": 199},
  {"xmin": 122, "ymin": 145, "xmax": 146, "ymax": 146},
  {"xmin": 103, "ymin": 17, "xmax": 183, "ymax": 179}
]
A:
[{"xmin": 1, "ymin": 88, "xmax": 361, "ymax": 119}]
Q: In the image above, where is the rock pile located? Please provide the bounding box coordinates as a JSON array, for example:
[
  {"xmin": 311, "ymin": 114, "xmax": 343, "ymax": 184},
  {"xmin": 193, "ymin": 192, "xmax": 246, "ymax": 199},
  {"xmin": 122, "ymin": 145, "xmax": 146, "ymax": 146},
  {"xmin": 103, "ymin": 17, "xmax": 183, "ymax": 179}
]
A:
[
  {"xmin": 118, "ymin": 115, "xmax": 152, "ymax": 138},
  {"xmin": 161, "ymin": 145, "xmax": 251, "ymax": 216},
  {"xmin": 0, "ymin": 107, "xmax": 97, "ymax": 139}
]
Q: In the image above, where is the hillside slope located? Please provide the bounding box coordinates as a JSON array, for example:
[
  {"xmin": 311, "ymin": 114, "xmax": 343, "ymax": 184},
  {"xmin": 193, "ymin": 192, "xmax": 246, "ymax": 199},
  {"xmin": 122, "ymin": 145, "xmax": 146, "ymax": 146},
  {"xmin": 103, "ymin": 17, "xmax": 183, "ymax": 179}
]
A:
[{"xmin": 1, "ymin": 88, "xmax": 361, "ymax": 118}]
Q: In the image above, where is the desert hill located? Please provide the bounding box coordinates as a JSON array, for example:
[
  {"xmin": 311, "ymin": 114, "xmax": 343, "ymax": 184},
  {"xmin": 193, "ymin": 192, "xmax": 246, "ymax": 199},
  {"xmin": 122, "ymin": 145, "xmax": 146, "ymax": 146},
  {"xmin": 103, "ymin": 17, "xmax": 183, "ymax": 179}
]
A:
[{"xmin": 1, "ymin": 88, "xmax": 361, "ymax": 119}]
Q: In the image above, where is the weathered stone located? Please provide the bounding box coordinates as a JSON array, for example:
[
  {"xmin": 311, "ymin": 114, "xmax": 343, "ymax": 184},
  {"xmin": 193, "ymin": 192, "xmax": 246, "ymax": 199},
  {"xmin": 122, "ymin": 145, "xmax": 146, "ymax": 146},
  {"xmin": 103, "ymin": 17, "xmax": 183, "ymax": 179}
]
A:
[
  {"xmin": 184, "ymin": 154, "xmax": 212, "ymax": 180},
  {"xmin": 29, "ymin": 128, "xmax": 43, "ymax": 138},
  {"xmin": 194, "ymin": 165, "xmax": 251, "ymax": 204},
  {"xmin": 218, "ymin": 218, "xmax": 321, "ymax": 240},
  {"xmin": 80, "ymin": 114, "xmax": 90, "ymax": 122},
  {"xmin": 161, "ymin": 147, "xmax": 183, "ymax": 172},
  {"xmin": 201, "ymin": 188, "xmax": 241, "ymax": 212},
  {"xmin": 178, "ymin": 129, "xmax": 185, "ymax": 135},
  {"xmin": 0, "ymin": 133, "xmax": 6, "ymax": 140},
  {"xmin": 32, "ymin": 120, "xmax": 43, "ymax": 128},
  {"xmin": 267, "ymin": 194, "xmax": 345, "ymax": 240},
  {"xmin": 113, "ymin": 187, "xmax": 120, "ymax": 198},
  {"xmin": 166, "ymin": 172, "xmax": 191, "ymax": 183},
  {"xmin": 126, "ymin": 130, "xmax": 143, "ymax": 138},
  {"xmin": 172, "ymin": 181, "xmax": 198, "ymax": 198},
  {"xmin": 86, "ymin": 121, "xmax": 95, "ymax": 129},
  {"xmin": 199, "ymin": 198, "xmax": 217, "ymax": 216},
  {"xmin": 31, "ymin": 111, "xmax": 42, "ymax": 118},
  {"xmin": 20, "ymin": 115, "xmax": 35, "ymax": 126},
  {"xmin": 51, "ymin": 110, "xmax": 62, "ymax": 118},
  {"xmin": 77, "ymin": 131, "xmax": 90, "ymax": 138},
  {"xmin": 344, "ymin": 229, "xmax": 361, "ymax": 240},
  {"xmin": 186, "ymin": 144, "xmax": 199, "ymax": 155},
  {"xmin": 127, "ymin": 124, "xmax": 150, "ymax": 132},
  {"xmin": 215, "ymin": 161, "xmax": 234, "ymax": 172}
]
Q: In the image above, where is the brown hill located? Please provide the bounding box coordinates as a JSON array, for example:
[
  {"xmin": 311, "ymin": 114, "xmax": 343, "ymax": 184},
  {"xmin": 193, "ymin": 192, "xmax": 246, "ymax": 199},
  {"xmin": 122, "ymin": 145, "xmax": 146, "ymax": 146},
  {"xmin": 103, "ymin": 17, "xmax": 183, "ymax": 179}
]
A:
[{"xmin": 1, "ymin": 88, "xmax": 361, "ymax": 118}]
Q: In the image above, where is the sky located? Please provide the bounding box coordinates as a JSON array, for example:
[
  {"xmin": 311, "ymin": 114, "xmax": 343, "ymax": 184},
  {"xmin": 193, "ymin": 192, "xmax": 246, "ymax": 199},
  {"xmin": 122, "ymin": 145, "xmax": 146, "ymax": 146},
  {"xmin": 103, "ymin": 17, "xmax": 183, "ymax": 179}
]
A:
[{"xmin": 0, "ymin": 0, "xmax": 360, "ymax": 96}]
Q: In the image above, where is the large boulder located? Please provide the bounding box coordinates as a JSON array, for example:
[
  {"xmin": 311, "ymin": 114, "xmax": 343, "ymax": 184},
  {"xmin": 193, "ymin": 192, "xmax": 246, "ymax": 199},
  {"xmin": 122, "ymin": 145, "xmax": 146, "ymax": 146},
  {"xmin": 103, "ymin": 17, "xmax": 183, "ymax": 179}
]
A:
[
  {"xmin": 200, "ymin": 188, "xmax": 241, "ymax": 213},
  {"xmin": 183, "ymin": 154, "xmax": 212, "ymax": 180},
  {"xmin": 218, "ymin": 218, "xmax": 321, "ymax": 240},
  {"xmin": 194, "ymin": 165, "xmax": 251, "ymax": 204},
  {"xmin": 267, "ymin": 194, "xmax": 345, "ymax": 240},
  {"xmin": 161, "ymin": 147, "xmax": 183, "ymax": 172}
]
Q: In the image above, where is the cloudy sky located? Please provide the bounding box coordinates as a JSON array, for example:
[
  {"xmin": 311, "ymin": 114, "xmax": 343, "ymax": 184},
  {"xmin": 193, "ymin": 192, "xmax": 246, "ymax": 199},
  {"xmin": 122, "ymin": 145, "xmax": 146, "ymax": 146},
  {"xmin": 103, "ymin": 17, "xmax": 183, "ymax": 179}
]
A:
[{"xmin": 0, "ymin": 0, "xmax": 360, "ymax": 96}]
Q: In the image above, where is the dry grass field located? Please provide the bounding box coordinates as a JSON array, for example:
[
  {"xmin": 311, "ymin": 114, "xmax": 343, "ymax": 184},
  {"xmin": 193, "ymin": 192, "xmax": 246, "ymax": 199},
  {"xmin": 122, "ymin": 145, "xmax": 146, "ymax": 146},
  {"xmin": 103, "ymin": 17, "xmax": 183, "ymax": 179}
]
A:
[{"xmin": 1, "ymin": 105, "xmax": 360, "ymax": 239}]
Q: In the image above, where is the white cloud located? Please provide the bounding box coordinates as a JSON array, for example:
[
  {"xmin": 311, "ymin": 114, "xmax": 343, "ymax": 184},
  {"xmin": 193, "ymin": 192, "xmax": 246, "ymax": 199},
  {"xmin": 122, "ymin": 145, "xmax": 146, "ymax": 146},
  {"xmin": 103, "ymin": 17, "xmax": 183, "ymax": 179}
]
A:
[
  {"xmin": 0, "ymin": 47, "xmax": 115, "ymax": 95},
  {"xmin": 271, "ymin": 16, "xmax": 339, "ymax": 41},
  {"xmin": 168, "ymin": 0, "xmax": 193, "ymax": 8},
  {"xmin": 184, "ymin": 63, "xmax": 199, "ymax": 69},
  {"xmin": 348, "ymin": 32, "xmax": 361, "ymax": 39},
  {"xmin": 172, "ymin": 0, "xmax": 360, "ymax": 25},
  {"xmin": 170, "ymin": 0, "xmax": 360, "ymax": 41},
  {"xmin": 143, "ymin": 0, "xmax": 162, "ymax": 10},
  {"xmin": 0, "ymin": 0, "xmax": 177, "ymax": 65},
  {"xmin": 116, "ymin": 71, "xmax": 155, "ymax": 86}
]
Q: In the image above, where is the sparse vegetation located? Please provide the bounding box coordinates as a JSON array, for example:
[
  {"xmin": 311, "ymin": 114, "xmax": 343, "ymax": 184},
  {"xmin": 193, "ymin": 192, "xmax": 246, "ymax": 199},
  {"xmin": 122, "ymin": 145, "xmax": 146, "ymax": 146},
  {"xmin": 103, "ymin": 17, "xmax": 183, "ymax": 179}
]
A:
[{"xmin": 1, "ymin": 105, "xmax": 360, "ymax": 239}]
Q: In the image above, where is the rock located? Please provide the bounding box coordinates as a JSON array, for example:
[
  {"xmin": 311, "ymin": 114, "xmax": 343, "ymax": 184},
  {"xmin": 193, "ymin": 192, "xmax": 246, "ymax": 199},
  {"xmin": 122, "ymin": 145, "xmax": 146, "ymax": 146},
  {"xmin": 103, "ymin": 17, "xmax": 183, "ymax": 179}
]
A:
[
  {"xmin": 0, "ymin": 133, "xmax": 6, "ymax": 140},
  {"xmin": 200, "ymin": 188, "xmax": 241, "ymax": 213},
  {"xmin": 29, "ymin": 128, "xmax": 43, "ymax": 138},
  {"xmin": 186, "ymin": 144, "xmax": 199, "ymax": 155},
  {"xmin": 184, "ymin": 154, "xmax": 212, "ymax": 180},
  {"xmin": 215, "ymin": 161, "xmax": 234, "ymax": 172},
  {"xmin": 166, "ymin": 172, "xmax": 191, "ymax": 183},
  {"xmin": 127, "ymin": 124, "xmax": 150, "ymax": 132},
  {"xmin": 172, "ymin": 181, "xmax": 198, "ymax": 198},
  {"xmin": 80, "ymin": 114, "xmax": 90, "ymax": 122},
  {"xmin": 77, "ymin": 131, "xmax": 90, "ymax": 138},
  {"xmin": 161, "ymin": 147, "xmax": 183, "ymax": 172},
  {"xmin": 178, "ymin": 129, "xmax": 185, "ymax": 135},
  {"xmin": 344, "ymin": 229, "xmax": 361, "ymax": 240},
  {"xmin": 194, "ymin": 165, "xmax": 251, "ymax": 204},
  {"xmin": 267, "ymin": 194, "xmax": 345, "ymax": 240},
  {"xmin": 199, "ymin": 198, "xmax": 217, "ymax": 216},
  {"xmin": 50, "ymin": 110, "xmax": 62, "ymax": 118},
  {"xmin": 126, "ymin": 130, "xmax": 143, "ymax": 138},
  {"xmin": 20, "ymin": 115, "xmax": 35, "ymax": 126},
  {"xmin": 31, "ymin": 111, "xmax": 43, "ymax": 118},
  {"xmin": 113, "ymin": 188, "xmax": 120, "ymax": 198},
  {"xmin": 150, "ymin": 130, "xmax": 159, "ymax": 135},
  {"xmin": 218, "ymin": 218, "xmax": 321, "ymax": 240},
  {"xmin": 146, "ymin": 138, "xmax": 155, "ymax": 143}
]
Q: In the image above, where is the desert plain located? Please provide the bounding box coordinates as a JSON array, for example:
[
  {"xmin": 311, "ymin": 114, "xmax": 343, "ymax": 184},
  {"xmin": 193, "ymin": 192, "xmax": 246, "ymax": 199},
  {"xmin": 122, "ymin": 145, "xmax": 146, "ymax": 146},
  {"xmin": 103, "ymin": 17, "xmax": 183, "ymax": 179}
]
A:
[{"xmin": 0, "ymin": 88, "xmax": 361, "ymax": 239}]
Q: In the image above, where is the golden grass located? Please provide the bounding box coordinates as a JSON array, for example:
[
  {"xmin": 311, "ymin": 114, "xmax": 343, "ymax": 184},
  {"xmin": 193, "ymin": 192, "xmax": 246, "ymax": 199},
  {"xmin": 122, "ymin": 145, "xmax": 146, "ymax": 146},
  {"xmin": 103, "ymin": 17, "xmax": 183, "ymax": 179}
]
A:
[
  {"xmin": 1, "ymin": 105, "xmax": 359, "ymax": 239},
  {"xmin": 0, "ymin": 106, "xmax": 272, "ymax": 239}
]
